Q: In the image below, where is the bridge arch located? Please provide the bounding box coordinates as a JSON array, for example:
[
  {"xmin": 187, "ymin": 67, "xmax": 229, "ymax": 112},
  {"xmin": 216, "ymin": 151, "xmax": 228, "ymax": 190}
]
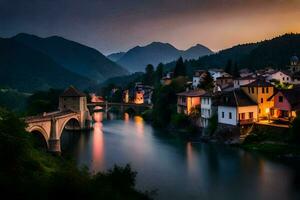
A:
[
  {"xmin": 58, "ymin": 116, "xmax": 81, "ymax": 139},
  {"xmin": 27, "ymin": 125, "xmax": 49, "ymax": 148}
]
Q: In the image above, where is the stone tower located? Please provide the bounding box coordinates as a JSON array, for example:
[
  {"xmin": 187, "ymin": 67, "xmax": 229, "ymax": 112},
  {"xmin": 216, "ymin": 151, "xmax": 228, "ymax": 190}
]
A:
[{"xmin": 59, "ymin": 86, "xmax": 91, "ymax": 128}]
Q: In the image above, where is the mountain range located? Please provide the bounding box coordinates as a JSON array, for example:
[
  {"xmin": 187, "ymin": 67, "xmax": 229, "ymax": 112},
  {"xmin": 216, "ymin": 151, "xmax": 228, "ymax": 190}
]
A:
[
  {"xmin": 107, "ymin": 42, "xmax": 213, "ymax": 72},
  {"xmin": 0, "ymin": 33, "xmax": 129, "ymax": 92}
]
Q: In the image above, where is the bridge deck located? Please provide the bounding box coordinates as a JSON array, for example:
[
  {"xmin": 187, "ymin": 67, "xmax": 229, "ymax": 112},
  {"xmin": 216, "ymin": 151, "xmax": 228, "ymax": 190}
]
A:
[
  {"xmin": 87, "ymin": 102, "xmax": 153, "ymax": 108},
  {"xmin": 25, "ymin": 110, "xmax": 76, "ymax": 122}
]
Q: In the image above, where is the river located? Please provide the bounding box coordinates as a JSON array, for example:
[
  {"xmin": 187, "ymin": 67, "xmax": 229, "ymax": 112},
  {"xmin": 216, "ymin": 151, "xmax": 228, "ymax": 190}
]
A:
[{"xmin": 61, "ymin": 112, "xmax": 300, "ymax": 200}]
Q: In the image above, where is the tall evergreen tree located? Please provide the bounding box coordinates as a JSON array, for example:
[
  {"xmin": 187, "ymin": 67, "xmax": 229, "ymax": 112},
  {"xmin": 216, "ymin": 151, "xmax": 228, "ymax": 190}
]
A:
[
  {"xmin": 155, "ymin": 63, "xmax": 164, "ymax": 84},
  {"xmin": 199, "ymin": 71, "xmax": 214, "ymax": 91},
  {"xmin": 225, "ymin": 59, "xmax": 232, "ymax": 74},
  {"xmin": 144, "ymin": 64, "xmax": 155, "ymax": 85},
  {"xmin": 174, "ymin": 57, "xmax": 186, "ymax": 77},
  {"xmin": 232, "ymin": 62, "xmax": 240, "ymax": 77}
]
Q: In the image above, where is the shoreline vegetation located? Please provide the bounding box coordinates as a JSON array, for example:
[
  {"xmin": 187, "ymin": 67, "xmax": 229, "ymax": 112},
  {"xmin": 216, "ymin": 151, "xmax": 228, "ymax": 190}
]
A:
[{"xmin": 0, "ymin": 107, "xmax": 154, "ymax": 199}]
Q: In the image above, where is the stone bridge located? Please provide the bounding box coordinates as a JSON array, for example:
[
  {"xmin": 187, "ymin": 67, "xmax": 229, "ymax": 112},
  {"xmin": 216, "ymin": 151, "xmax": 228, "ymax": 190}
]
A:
[
  {"xmin": 88, "ymin": 102, "xmax": 153, "ymax": 114},
  {"xmin": 25, "ymin": 86, "xmax": 91, "ymax": 153}
]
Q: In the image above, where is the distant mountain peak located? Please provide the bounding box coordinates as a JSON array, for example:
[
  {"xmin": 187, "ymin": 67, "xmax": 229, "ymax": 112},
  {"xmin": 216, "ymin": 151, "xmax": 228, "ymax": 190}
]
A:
[{"xmin": 113, "ymin": 41, "xmax": 212, "ymax": 72}]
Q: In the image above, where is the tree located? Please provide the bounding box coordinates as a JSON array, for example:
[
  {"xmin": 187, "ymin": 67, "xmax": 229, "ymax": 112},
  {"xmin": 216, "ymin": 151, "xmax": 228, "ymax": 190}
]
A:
[
  {"xmin": 199, "ymin": 71, "xmax": 214, "ymax": 91},
  {"xmin": 173, "ymin": 57, "xmax": 186, "ymax": 77},
  {"xmin": 232, "ymin": 62, "xmax": 240, "ymax": 78},
  {"xmin": 155, "ymin": 63, "xmax": 164, "ymax": 84},
  {"xmin": 225, "ymin": 59, "xmax": 232, "ymax": 74},
  {"xmin": 289, "ymin": 113, "xmax": 300, "ymax": 144},
  {"xmin": 144, "ymin": 64, "xmax": 155, "ymax": 86}
]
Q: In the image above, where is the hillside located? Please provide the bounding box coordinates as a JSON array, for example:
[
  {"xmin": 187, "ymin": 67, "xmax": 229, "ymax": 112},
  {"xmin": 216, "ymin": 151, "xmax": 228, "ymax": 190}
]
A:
[
  {"xmin": 107, "ymin": 52, "xmax": 126, "ymax": 62},
  {"xmin": 181, "ymin": 44, "xmax": 214, "ymax": 60},
  {"xmin": 165, "ymin": 33, "xmax": 300, "ymax": 74},
  {"xmin": 12, "ymin": 33, "xmax": 129, "ymax": 83},
  {"xmin": 112, "ymin": 42, "xmax": 213, "ymax": 72},
  {"xmin": 0, "ymin": 38, "xmax": 93, "ymax": 92}
]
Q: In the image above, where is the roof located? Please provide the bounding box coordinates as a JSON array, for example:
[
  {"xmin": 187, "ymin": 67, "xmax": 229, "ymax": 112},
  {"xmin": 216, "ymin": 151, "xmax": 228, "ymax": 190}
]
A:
[
  {"xmin": 242, "ymin": 77, "xmax": 273, "ymax": 87},
  {"xmin": 218, "ymin": 89, "xmax": 257, "ymax": 107},
  {"xmin": 235, "ymin": 75, "xmax": 256, "ymax": 80},
  {"xmin": 216, "ymin": 76, "xmax": 233, "ymax": 80},
  {"xmin": 177, "ymin": 89, "xmax": 206, "ymax": 97},
  {"xmin": 267, "ymin": 70, "xmax": 292, "ymax": 77},
  {"xmin": 269, "ymin": 87, "xmax": 300, "ymax": 110},
  {"xmin": 60, "ymin": 86, "xmax": 86, "ymax": 97}
]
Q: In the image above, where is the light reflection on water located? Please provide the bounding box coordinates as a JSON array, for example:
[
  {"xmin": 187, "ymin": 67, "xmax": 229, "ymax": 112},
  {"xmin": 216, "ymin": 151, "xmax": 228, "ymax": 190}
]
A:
[{"xmin": 61, "ymin": 112, "xmax": 300, "ymax": 200}]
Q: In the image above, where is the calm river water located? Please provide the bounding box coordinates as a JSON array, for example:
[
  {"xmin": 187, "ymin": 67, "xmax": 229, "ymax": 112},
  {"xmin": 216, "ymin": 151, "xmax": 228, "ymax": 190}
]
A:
[{"xmin": 61, "ymin": 112, "xmax": 300, "ymax": 200}]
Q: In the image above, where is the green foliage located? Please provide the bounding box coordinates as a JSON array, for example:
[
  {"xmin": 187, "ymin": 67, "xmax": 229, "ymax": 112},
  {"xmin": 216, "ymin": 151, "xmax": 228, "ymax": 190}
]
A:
[
  {"xmin": 224, "ymin": 59, "xmax": 232, "ymax": 74},
  {"xmin": 206, "ymin": 114, "xmax": 218, "ymax": 136},
  {"xmin": 155, "ymin": 63, "xmax": 164, "ymax": 85},
  {"xmin": 26, "ymin": 88, "xmax": 63, "ymax": 115},
  {"xmin": 199, "ymin": 71, "xmax": 214, "ymax": 91},
  {"xmin": 189, "ymin": 105, "xmax": 201, "ymax": 120},
  {"xmin": 152, "ymin": 77, "xmax": 188, "ymax": 127},
  {"xmin": 243, "ymin": 125, "xmax": 289, "ymax": 144},
  {"xmin": 0, "ymin": 108, "xmax": 152, "ymax": 199},
  {"xmin": 141, "ymin": 110, "xmax": 153, "ymax": 121},
  {"xmin": 173, "ymin": 57, "xmax": 186, "ymax": 77},
  {"xmin": 144, "ymin": 64, "xmax": 155, "ymax": 85},
  {"xmin": 289, "ymin": 114, "xmax": 300, "ymax": 144},
  {"xmin": 171, "ymin": 113, "xmax": 190, "ymax": 128},
  {"xmin": 0, "ymin": 88, "xmax": 28, "ymax": 112}
]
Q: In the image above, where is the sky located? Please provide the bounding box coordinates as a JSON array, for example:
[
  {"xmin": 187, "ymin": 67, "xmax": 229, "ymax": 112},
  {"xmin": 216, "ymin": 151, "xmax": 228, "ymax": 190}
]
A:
[{"xmin": 1, "ymin": 0, "xmax": 300, "ymax": 54}]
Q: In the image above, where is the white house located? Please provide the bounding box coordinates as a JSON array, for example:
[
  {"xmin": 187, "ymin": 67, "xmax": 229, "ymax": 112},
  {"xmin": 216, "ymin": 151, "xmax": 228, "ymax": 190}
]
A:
[
  {"xmin": 218, "ymin": 90, "xmax": 258, "ymax": 126},
  {"xmin": 192, "ymin": 70, "xmax": 207, "ymax": 88},
  {"xmin": 233, "ymin": 76, "xmax": 257, "ymax": 88},
  {"xmin": 200, "ymin": 92, "xmax": 219, "ymax": 128},
  {"xmin": 265, "ymin": 70, "xmax": 292, "ymax": 84},
  {"xmin": 208, "ymin": 69, "xmax": 230, "ymax": 81}
]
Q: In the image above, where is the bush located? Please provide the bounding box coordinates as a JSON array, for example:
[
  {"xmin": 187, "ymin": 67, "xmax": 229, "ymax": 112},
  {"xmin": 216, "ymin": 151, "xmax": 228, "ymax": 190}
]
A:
[{"xmin": 171, "ymin": 113, "xmax": 190, "ymax": 128}]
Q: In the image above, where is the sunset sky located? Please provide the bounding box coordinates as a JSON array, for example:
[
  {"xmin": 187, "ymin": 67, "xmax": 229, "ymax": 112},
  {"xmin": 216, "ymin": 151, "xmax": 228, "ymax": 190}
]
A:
[{"xmin": 1, "ymin": 0, "xmax": 300, "ymax": 54}]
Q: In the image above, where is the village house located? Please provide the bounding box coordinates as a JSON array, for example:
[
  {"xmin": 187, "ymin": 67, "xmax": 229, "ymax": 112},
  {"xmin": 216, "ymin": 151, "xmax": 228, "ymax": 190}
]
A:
[
  {"xmin": 217, "ymin": 90, "xmax": 258, "ymax": 126},
  {"xmin": 267, "ymin": 87, "xmax": 300, "ymax": 120},
  {"xmin": 240, "ymin": 78, "xmax": 274, "ymax": 120},
  {"xmin": 200, "ymin": 92, "xmax": 220, "ymax": 128},
  {"xmin": 216, "ymin": 75, "xmax": 233, "ymax": 86},
  {"xmin": 177, "ymin": 89, "xmax": 206, "ymax": 115},
  {"xmin": 289, "ymin": 55, "xmax": 300, "ymax": 73},
  {"xmin": 160, "ymin": 72, "xmax": 174, "ymax": 86},
  {"xmin": 239, "ymin": 68, "xmax": 254, "ymax": 78},
  {"xmin": 233, "ymin": 76, "xmax": 257, "ymax": 88},
  {"xmin": 208, "ymin": 69, "xmax": 231, "ymax": 81},
  {"xmin": 192, "ymin": 70, "xmax": 208, "ymax": 88},
  {"xmin": 134, "ymin": 83, "xmax": 154, "ymax": 104},
  {"xmin": 265, "ymin": 70, "xmax": 292, "ymax": 84},
  {"xmin": 216, "ymin": 76, "xmax": 234, "ymax": 91}
]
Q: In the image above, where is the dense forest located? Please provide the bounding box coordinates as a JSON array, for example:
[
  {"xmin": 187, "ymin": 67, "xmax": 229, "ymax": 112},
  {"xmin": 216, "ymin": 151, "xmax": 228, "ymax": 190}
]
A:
[{"xmin": 164, "ymin": 33, "xmax": 300, "ymax": 75}]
